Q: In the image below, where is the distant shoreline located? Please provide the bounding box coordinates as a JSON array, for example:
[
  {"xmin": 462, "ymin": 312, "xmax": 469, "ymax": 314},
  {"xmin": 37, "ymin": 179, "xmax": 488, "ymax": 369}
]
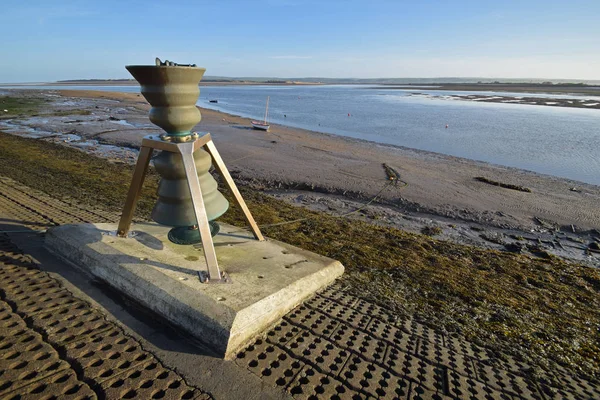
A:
[
  {"xmin": 0, "ymin": 80, "xmax": 324, "ymax": 87},
  {"xmin": 3, "ymin": 81, "xmax": 600, "ymax": 96},
  {"xmin": 372, "ymin": 83, "xmax": 600, "ymax": 96}
]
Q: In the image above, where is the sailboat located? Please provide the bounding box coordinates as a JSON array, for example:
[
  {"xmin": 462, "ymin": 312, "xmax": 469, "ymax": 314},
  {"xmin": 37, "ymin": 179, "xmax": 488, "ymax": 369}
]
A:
[{"xmin": 251, "ymin": 96, "xmax": 270, "ymax": 131}]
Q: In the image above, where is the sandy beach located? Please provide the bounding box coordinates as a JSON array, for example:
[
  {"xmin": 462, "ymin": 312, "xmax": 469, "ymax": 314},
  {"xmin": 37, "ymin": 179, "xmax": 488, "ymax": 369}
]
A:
[{"xmin": 2, "ymin": 89, "xmax": 600, "ymax": 265}]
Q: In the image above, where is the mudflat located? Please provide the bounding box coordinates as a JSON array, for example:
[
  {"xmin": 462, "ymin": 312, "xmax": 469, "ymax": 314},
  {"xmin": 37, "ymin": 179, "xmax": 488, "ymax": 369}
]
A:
[
  {"xmin": 51, "ymin": 89, "xmax": 599, "ymax": 230},
  {"xmin": 2, "ymin": 89, "xmax": 600, "ymax": 263}
]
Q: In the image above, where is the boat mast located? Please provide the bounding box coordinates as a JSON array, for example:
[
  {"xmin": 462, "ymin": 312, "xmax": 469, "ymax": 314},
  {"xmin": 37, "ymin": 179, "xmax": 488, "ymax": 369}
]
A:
[{"xmin": 264, "ymin": 96, "xmax": 269, "ymax": 124}]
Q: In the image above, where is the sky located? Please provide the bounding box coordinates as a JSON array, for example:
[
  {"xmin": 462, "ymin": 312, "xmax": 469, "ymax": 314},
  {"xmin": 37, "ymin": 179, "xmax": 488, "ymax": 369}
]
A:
[{"xmin": 1, "ymin": 0, "xmax": 599, "ymax": 82}]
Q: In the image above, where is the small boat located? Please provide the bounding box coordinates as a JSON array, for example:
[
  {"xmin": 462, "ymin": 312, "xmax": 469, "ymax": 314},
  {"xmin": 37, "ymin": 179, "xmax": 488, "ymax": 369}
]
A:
[
  {"xmin": 209, "ymin": 99, "xmax": 218, "ymax": 103},
  {"xmin": 251, "ymin": 96, "xmax": 270, "ymax": 131}
]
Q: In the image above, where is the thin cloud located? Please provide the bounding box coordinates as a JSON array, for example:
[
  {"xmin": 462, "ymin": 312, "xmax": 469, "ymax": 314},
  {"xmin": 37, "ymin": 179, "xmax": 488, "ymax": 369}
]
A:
[{"xmin": 269, "ymin": 55, "xmax": 313, "ymax": 60}]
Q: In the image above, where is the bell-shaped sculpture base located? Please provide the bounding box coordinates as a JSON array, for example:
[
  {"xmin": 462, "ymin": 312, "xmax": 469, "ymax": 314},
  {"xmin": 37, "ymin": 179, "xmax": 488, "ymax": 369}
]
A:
[
  {"xmin": 167, "ymin": 221, "xmax": 220, "ymax": 245},
  {"xmin": 151, "ymin": 148, "xmax": 229, "ymax": 228}
]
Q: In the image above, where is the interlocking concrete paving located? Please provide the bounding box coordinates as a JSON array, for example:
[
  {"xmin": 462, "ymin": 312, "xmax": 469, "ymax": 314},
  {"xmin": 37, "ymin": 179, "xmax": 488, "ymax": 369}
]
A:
[
  {"xmin": 0, "ymin": 234, "xmax": 209, "ymax": 399},
  {"xmin": 0, "ymin": 175, "xmax": 598, "ymax": 399}
]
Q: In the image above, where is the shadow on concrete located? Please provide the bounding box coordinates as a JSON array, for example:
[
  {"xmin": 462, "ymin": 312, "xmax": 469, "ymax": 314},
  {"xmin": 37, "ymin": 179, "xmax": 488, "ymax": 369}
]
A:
[
  {"xmin": 130, "ymin": 230, "xmax": 164, "ymax": 251},
  {"xmin": 83, "ymin": 227, "xmax": 198, "ymax": 276}
]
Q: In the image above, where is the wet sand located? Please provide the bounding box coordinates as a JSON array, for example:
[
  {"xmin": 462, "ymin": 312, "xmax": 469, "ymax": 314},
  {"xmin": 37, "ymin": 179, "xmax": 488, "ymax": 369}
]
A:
[
  {"xmin": 405, "ymin": 92, "xmax": 600, "ymax": 109},
  {"xmin": 2, "ymin": 89, "xmax": 600, "ymax": 265}
]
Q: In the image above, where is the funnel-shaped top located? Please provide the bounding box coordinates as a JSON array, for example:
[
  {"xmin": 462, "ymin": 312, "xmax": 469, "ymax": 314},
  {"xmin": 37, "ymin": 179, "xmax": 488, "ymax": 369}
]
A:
[{"xmin": 126, "ymin": 65, "xmax": 206, "ymax": 136}]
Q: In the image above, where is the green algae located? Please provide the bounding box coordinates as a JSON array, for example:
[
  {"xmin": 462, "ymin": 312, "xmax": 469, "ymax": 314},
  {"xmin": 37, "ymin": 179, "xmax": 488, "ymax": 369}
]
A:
[
  {"xmin": 0, "ymin": 96, "xmax": 46, "ymax": 118},
  {"xmin": 0, "ymin": 130, "xmax": 598, "ymax": 383}
]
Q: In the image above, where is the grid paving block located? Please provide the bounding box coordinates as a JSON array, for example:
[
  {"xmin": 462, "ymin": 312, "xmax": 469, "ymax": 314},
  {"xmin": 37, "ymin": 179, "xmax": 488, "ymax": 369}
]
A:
[
  {"xmin": 407, "ymin": 383, "xmax": 451, "ymax": 400},
  {"xmin": 100, "ymin": 359, "xmax": 198, "ymax": 400},
  {"xmin": 303, "ymin": 296, "xmax": 331, "ymax": 312},
  {"xmin": 0, "ymin": 267, "xmax": 44, "ymax": 290},
  {"xmin": 394, "ymin": 353, "xmax": 444, "ymax": 393},
  {"xmin": 46, "ymin": 317, "xmax": 112, "ymax": 347},
  {"xmin": 383, "ymin": 346, "xmax": 412, "ymax": 378},
  {"xmin": 264, "ymin": 320, "xmax": 304, "ymax": 346},
  {"xmin": 0, "ymin": 330, "xmax": 61, "ymax": 369},
  {"xmin": 0, "ymin": 269, "xmax": 57, "ymax": 289},
  {"xmin": 447, "ymin": 368, "xmax": 498, "ymax": 400},
  {"xmin": 29, "ymin": 303, "xmax": 100, "ymax": 332},
  {"xmin": 0, "ymin": 329, "xmax": 70, "ymax": 396},
  {"xmin": 309, "ymin": 296, "xmax": 372, "ymax": 331},
  {"xmin": 8, "ymin": 286, "xmax": 90, "ymax": 317},
  {"xmin": 367, "ymin": 318, "xmax": 412, "ymax": 348},
  {"xmin": 0, "ymin": 332, "xmax": 71, "ymax": 397},
  {"xmin": 472, "ymin": 361, "xmax": 543, "ymax": 399},
  {"xmin": 3, "ymin": 369, "xmax": 97, "ymax": 400},
  {"xmin": 288, "ymin": 366, "xmax": 350, "ymax": 400},
  {"xmin": 235, "ymin": 337, "xmax": 305, "ymax": 388},
  {"xmin": 0, "ymin": 197, "xmax": 52, "ymax": 229},
  {"xmin": 0, "ymin": 250, "xmax": 33, "ymax": 262},
  {"xmin": 0, "ymin": 304, "xmax": 27, "ymax": 331},
  {"xmin": 26, "ymin": 301, "xmax": 90, "ymax": 331},
  {"xmin": 352, "ymin": 299, "xmax": 388, "ymax": 319},
  {"xmin": 546, "ymin": 368, "xmax": 600, "ymax": 400},
  {"xmin": 285, "ymin": 305, "xmax": 340, "ymax": 338},
  {"xmin": 0, "ymin": 300, "xmax": 11, "ymax": 312},
  {"xmin": 0, "ymin": 193, "xmax": 60, "ymax": 226},
  {"xmin": 0, "ymin": 177, "xmax": 113, "ymax": 224},
  {"xmin": 317, "ymin": 285, "xmax": 359, "ymax": 308},
  {"xmin": 443, "ymin": 335, "xmax": 488, "ymax": 361},
  {"xmin": 285, "ymin": 330, "xmax": 350, "ymax": 377},
  {"xmin": 330, "ymin": 323, "xmax": 387, "ymax": 363},
  {"xmin": 235, "ymin": 338, "xmax": 271, "ymax": 369},
  {"xmin": 536, "ymin": 384, "xmax": 580, "ymax": 400},
  {"xmin": 418, "ymin": 341, "xmax": 476, "ymax": 379},
  {"xmin": 488, "ymin": 354, "xmax": 534, "ymax": 377},
  {"xmin": 382, "ymin": 327, "xmax": 420, "ymax": 357},
  {"xmin": 415, "ymin": 359, "xmax": 448, "ymax": 394},
  {"xmin": 3, "ymin": 280, "xmax": 62, "ymax": 300},
  {"xmin": 377, "ymin": 374, "xmax": 412, "ymax": 400},
  {"xmin": 64, "ymin": 327, "xmax": 151, "ymax": 384},
  {"xmin": 403, "ymin": 321, "xmax": 444, "ymax": 350},
  {"xmin": 339, "ymin": 354, "xmax": 372, "ymax": 393},
  {"xmin": 26, "ymin": 304, "xmax": 112, "ymax": 345},
  {"xmin": 340, "ymin": 354, "xmax": 397, "ymax": 398},
  {"xmin": 6, "ymin": 284, "xmax": 66, "ymax": 306},
  {"xmin": 255, "ymin": 345, "xmax": 304, "ymax": 388}
]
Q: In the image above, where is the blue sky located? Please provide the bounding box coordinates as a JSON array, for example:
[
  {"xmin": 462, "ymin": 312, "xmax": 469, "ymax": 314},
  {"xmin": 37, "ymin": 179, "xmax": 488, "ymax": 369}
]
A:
[{"xmin": 1, "ymin": 0, "xmax": 599, "ymax": 82}]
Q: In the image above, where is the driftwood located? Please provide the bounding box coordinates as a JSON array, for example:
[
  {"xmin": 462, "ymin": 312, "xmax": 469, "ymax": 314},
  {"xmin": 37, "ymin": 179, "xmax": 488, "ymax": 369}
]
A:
[{"xmin": 474, "ymin": 176, "xmax": 531, "ymax": 193}]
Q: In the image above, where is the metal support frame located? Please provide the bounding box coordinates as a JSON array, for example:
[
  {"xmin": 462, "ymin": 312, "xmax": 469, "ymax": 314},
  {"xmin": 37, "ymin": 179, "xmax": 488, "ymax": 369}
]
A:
[{"xmin": 117, "ymin": 133, "xmax": 264, "ymax": 283}]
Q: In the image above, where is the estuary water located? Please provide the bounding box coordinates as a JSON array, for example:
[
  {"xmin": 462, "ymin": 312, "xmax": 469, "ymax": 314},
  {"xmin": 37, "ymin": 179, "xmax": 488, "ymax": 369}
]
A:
[{"xmin": 3, "ymin": 84, "xmax": 600, "ymax": 185}]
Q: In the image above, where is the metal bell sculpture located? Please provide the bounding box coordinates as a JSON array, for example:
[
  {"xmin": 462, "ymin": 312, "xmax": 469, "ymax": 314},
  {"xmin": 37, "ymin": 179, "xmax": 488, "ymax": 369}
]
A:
[{"xmin": 126, "ymin": 59, "xmax": 229, "ymax": 244}]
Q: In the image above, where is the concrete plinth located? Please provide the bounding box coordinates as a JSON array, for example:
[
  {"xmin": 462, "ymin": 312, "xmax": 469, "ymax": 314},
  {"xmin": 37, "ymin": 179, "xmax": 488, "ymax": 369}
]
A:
[{"xmin": 45, "ymin": 222, "xmax": 344, "ymax": 359}]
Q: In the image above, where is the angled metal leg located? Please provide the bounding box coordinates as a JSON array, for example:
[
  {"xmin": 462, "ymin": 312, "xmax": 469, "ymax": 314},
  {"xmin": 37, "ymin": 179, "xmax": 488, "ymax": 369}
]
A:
[
  {"xmin": 117, "ymin": 146, "xmax": 153, "ymax": 237},
  {"xmin": 204, "ymin": 140, "xmax": 265, "ymax": 241},
  {"xmin": 178, "ymin": 142, "xmax": 222, "ymax": 281}
]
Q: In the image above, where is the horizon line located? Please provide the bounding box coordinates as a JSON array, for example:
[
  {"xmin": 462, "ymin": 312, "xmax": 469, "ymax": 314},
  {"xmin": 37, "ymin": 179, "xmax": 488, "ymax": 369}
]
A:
[{"xmin": 2, "ymin": 76, "xmax": 600, "ymax": 85}]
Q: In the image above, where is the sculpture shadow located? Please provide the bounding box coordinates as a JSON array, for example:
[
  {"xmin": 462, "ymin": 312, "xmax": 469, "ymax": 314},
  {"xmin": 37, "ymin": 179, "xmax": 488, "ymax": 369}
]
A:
[{"xmin": 89, "ymin": 227, "xmax": 200, "ymax": 277}]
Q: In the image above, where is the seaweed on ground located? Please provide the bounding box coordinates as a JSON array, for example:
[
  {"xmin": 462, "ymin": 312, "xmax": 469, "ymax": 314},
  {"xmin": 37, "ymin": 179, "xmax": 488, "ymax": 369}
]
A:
[{"xmin": 0, "ymin": 95, "xmax": 46, "ymax": 118}]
